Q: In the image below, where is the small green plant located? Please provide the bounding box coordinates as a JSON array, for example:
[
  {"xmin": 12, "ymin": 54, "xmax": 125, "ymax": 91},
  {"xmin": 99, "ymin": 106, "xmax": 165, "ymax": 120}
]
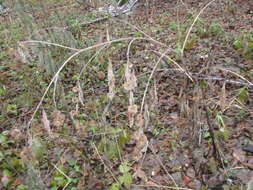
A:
[
  {"xmin": 51, "ymin": 165, "xmax": 69, "ymax": 189},
  {"xmin": 237, "ymin": 109, "xmax": 249, "ymax": 121},
  {"xmin": 6, "ymin": 104, "xmax": 18, "ymax": 115},
  {"xmin": 196, "ymin": 27, "xmax": 208, "ymax": 38},
  {"xmin": 184, "ymin": 34, "xmax": 198, "ymax": 50},
  {"xmin": 2, "ymin": 169, "xmax": 13, "ymax": 187},
  {"xmin": 237, "ymin": 87, "xmax": 249, "ymax": 104},
  {"xmin": 67, "ymin": 159, "xmax": 82, "ymax": 173},
  {"xmin": 232, "ymin": 31, "xmax": 253, "ymax": 59},
  {"xmin": 98, "ymin": 129, "xmax": 130, "ymax": 160},
  {"xmin": 31, "ymin": 137, "xmax": 46, "ymax": 161},
  {"xmin": 110, "ymin": 161, "xmax": 133, "ymax": 190},
  {"xmin": 200, "ymin": 186, "xmax": 208, "ymax": 190},
  {"xmin": 17, "ymin": 184, "xmax": 28, "ymax": 190},
  {"xmin": 209, "ymin": 22, "xmax": 223, "ymax": 36},
  {"xmin": 169, "ymin": 21, "xmax": 177, "ymax": 32},
  {"xmin": 215, "ymin": 112, "xmax": 230, "ymax": 141},
  {"xmin": 233, "ymin": 38, "xmax": 243, "ymax": 50},
  {"xmin": 173, "ymin": 43, "xmax": 183, "ymax": 61},
  {"xmin": 0, "ymin": 87, "xmax": 7, "ymax": 97},
  {"xmin": 227, "ymin": 7, "xmax": 236, "ymax": 14}
]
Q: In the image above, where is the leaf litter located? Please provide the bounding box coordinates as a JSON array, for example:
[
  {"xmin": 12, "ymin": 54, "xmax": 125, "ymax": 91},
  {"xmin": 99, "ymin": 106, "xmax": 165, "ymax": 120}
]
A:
[{"xmin": 1, "ymin": 0, "xmax": 253, "ymax": 189}]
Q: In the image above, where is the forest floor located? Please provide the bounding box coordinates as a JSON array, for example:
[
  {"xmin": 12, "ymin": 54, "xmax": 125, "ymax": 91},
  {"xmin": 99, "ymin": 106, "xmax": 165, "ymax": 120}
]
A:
[{"xmin": 0, "ymin": 0, "xmax": 253, "ymax": 189}]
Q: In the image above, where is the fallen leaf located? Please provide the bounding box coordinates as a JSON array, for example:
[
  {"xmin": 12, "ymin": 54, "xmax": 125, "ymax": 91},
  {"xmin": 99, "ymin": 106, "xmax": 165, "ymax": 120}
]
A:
[
  {"xmin": 136, "ymin": 114, "xmax": 144, "ymax": 128},
  {"xmin": 233, "ymin": 148, "xmax": 246, "ymax": 162},
  {"xmin": 145, "ymin": 181, "xmax": 159, "ymax": 186},
  {"xmin": 10, "ymin": 128, "xmax": 23, "ymax": 141},
  {"xmin": 134, "ymin": 168, "xmax": 148, "ymax": 182},
  {"xmin": 107, "ymin": 59, "xmax": 115, "ymax": 100},
  {"xmin": 128, "ymin": 105, "xmax": 138, "ymax": 115},
  {"xmin": 20, "ymin": 147, "xmax": 32, "ymax": 163},
  {"xmin": 13, "ymin": 178, "xmax": 23, "ymax": 187},
  {"xmin": 1, "ymin": 175, "xmax": 11, "ymax": 187},
  {"xmin": 123, "ymin": 78, "xmax": 137, "ymax": 91},
  {"xmin": 183, "ymin": 175, "xmax": 192, "ymax": 185},
  {"xmin": 42, "ymin": 109, "xmax": 52, "ymax": 136},
  {"xmin": 51, "ymin": 110, "xmax": 65, "ymax": 129},
  {"xmin": 75, "ymin": 121, "xmax": 88, "ymax": 137},
  {"xmin": 132, "ymin": 129, "xmax": 148, "ymax": 161},
  {"xmin": 151, "ymin": 167, "xmax": 161, "ymax": 176},
  {"xmin": 97, "ymin": 71, "xmax": 106, "ymax": 80}
]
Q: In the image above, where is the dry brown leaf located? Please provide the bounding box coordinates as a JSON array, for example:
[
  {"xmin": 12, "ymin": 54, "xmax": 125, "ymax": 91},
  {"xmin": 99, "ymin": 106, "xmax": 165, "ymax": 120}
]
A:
[
  {"xmin": 132, "ymin": 129, "xmax": 148, "ymax": 161},
  {"xmin": 123, "ymin": 75, "xmax": 137, "ymax": 91},
  {"xmin": 107, "ymin": 59, "xmax": 115, "ymax": 100},
  {"xmin": 10, "ymin": 128, "xmax": 23, "ymax": 141},
  {"xmin": 88, "ymin": 120, "xmax": 98, "ymax": 127},
  {"xmin": 124, "ymin": 62, "xmax": 137, "ymax": 91},
  {"xmin": 220, "ymin": 82, "xmax": 227, "ymax": 111},
  {"xmin": 77, "ymin": 81, "xmax": 85, "ymax": 106},
  {"xmin": 136, "ymin": 113, "xmax": 144, "ymax": 128},
  {"xmin": 128, "ymin": 105, "xmax": 138, "ymax": 115},
  {"xmin": 124, "ymin": 62, "xmax": 132, "ymax": 82},
  {"xmin": 8, "ymin": 48, "xmax": 27, "ymax": 63},
  {"xmin": 51, "ymin": 110, "xmax": 65, "ymax": 129},
  {"xmin": 72, "ymin": 86, "xmax": 79, "ymax": 93},
  {"xmin": 42, "ymin": 109, "xmax": 52, "ymax": 136},
  {"xmin": 1, "ymin": 174, "xmax": 11, "ymax": 187},
  {"xmin": 75, "ymin": 121, "xmax": 88, "ymax": 137},
  {"xmin": 134, "ymin": 168, "xmax": 148, "ymax": 182},
  {"xmin": 144, "ymin": 104, "xmax": 150, "ymax": 129},
  {"xmin": 13, "ymin": 178, "xmax": 23, "ymax": 187},
  {"xmin": 233, "ymin": 148, "xmax": 246, "ymax": 162},
  {"xmin": 97, "ymin": 71, "xmax": 106, "ymax": 80},
  {"xmin": 183, "ymin": 175, "xmax": 192, "ymax": 185},
  {"xmin": 71, "ymin": 97, "xmax": 79, "ymax": 104},
  {"xmin": 145, "ymin": 181, "xmax": 159, "ymax": 186},
  {"xmin": 20, "ymin": 147, "xmax": 32, "ymax": 163},
  {"xmin": 151, "ymin": 167, "xmax": 161, "ymax": 176}
]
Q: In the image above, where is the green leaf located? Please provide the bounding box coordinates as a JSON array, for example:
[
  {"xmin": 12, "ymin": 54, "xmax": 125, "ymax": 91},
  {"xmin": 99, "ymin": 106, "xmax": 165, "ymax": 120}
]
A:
[
  {"xmin": 109, "ymin": 183, "xmax": 120, "ymax": 190},
  {"xmin": 50, "ymin": 186, "xmax": 58, "ymax": 190},
  {"xmin": 31, "ymin": 137, "xmax": 46, "ymax": 160},
  {"xmin": 118, "ymin": 130, "xmax": 130, "ymax": 148},
  {"xmin": 0, "ymin": 87, "xmax": 7, "ymax": 96},
  {"xmin": 237, "ymin": 87, "xmax": 249, "ymax": 104},
  {"xmin": 6, "ymin": 104, "xmax": 18, "ymax": 115},
  {"xmin": 169, "ymin": 21, "xmax": 177, "ymax": 31},
  {"xmin": 51, "ymin": 176, "xmax": 66, "ymax": 187},
  {"xmin": 209, "ymin": 23, "xmax": 222, "ymax": 35},
  {"xmin": 119, "ymin": 173, "xmax": 132, "ymax": 189},
  {"xmin": 67, "ymin": 159, "xmax": 76, "ymax": 166},
  {"xmin": 119, "ymin": 161, "xmax": 131, "ymax": 173},
  {"xmin": 0, "ymin": 134, "xmax": 8, "ymax": 144},
  {"xmin": 233, "ymin": 39, "xmax": 243, "ymax": 50},
  {"xmin": 17, "ymin": 185, "xmax": 28, "ymax": 190},
  {"xmin": 0, "ymin": 151, "xmax": 4, "ymax": 161},
  {"xmin": 216, "ymin": 112, "xmax": 226, "ymax": 128},
  {"xmin": 219, "ymin": 128, "xmax": 230, "ymax": 141},
  {"xmin": 203, "ymin": 132, "xmax": 210, "ymax": 139},
  {"xmin": 3, "ymin": 169, "xmax": 12, "ymax": 177}
]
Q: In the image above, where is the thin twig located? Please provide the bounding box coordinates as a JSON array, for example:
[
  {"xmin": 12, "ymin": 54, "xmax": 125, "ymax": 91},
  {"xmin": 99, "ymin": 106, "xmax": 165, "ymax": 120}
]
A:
[
  {"xmin": 115, "ymin": 18, "xmax": 171, "ymax": 49},
  {"xmin": 51, "ymin": 163, "xmax": 71, "ymax": 190},
  {"xmin": 20, "ymin": 40, "xmax": 80, "ymax": 51},
  {"xmin": 215, "ymin": 67, "xmax": 253, "ymax": 87},
  {"xmin": 132, "ymin": 184, "xmax": 193, "ymax": 190},
  {"xmin": 181, "ymin": 0, "xmax": 217, "ymax": 56}
]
